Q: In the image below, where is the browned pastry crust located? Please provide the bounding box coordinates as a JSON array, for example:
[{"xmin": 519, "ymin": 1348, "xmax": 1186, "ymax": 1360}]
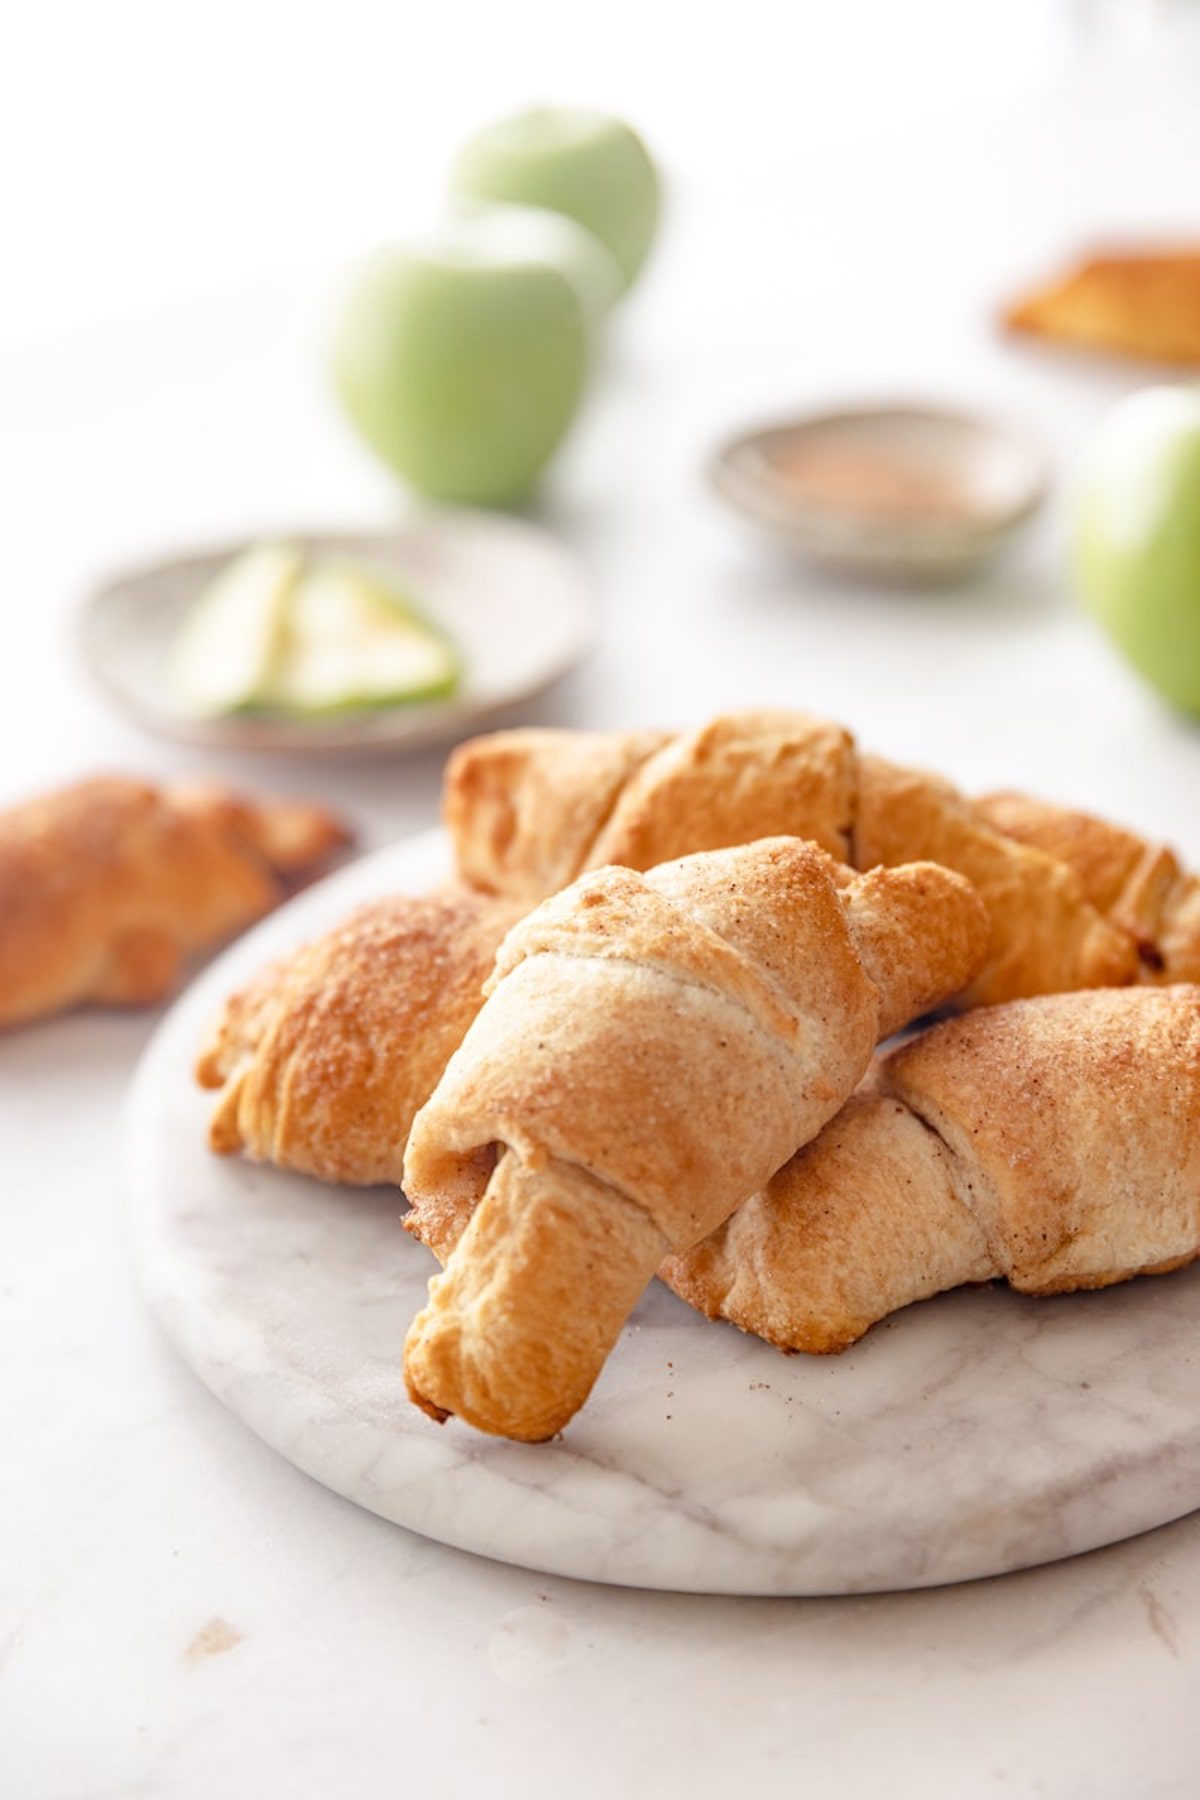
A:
[
  {"xmin": 976, "ymin": 791, "xmax": 1200, "ymax": 984},
  {"xmin": 1003, "ymin": 251, "xmax": 1200, "ymax": 368},
  {"xmin": 197, "ymin": 887, "xmax": 523, "ymax": 1185},
  {"xmin": 0, "ymin": 776, "xmax": 349, "ymax": 1029},
  {"xmin": 854, "ymin": 755, "xmax": 1137, "ymax": 1005},
  {"xmin": 402, "ymin": 838, "xmax": 988, "ymax": 1441},
  {"xmin": 445, "ymin": 726, "xmax": 672, "ymax": 903},
  {"xmin": 444, "ymin": 709, "xmax": 1139, "ymax": 1007},
  {"xmin": 167, "ymin": 780, "xmax": 349, "ymax": 879},
  {"xmin": 195, "ymin": 850, "xmax": 978, "ymax": 1191},
  {"xmin": 662, "ymin": 987, "xmax": 1200, "ymax": 1351},
  {"xmin": 446, "ymin": 711, "xmax": 855, "ymax": 899}
]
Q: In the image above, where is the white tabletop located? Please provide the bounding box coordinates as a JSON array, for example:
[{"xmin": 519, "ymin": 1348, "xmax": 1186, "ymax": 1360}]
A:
[{"xmin": 5, "ymin": 17, "xmax": 1200, "ymax": 1797}]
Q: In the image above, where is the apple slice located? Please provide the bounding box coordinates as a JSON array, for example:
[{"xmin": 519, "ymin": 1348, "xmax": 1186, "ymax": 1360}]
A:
[
  {"xmin": 167, "ymin": 541, "xmax": 300, "ymax": 716},
  {"xmin": 264, "ymin": 560, "xmax": 460, "ymax": 716}
]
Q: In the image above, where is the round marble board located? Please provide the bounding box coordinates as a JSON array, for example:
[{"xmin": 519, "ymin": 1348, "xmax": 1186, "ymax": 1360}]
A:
[{"xmin": 126, "ymin": 830, "xmax": 1200, "ymax": 1596}]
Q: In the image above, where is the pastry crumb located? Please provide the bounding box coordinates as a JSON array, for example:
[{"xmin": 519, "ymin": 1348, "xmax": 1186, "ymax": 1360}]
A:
[{"xmin": 183, "ymin": 1617, "xmax": 243, "ymax": 1663}]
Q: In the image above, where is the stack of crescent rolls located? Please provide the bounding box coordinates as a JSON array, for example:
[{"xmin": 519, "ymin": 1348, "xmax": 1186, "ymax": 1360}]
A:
[{"xmin": 196, "ymin": 710, "xmax": 1200, "ymax": 1442}]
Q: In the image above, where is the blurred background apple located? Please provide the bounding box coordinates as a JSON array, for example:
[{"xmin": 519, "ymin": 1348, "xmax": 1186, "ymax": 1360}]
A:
[
  {"xmin": 331, "ymin": 219, "xmax": 593, "ymax": 505},
  {"xmin": 450, "ymin": 106, "xmax": 661, "ymax": 294},
  {"xmin": 1075, "ymin": 386, "xmax": 1200, "ymax": 718},
  {"xmin": 447, "ymin": 199, "xmax": 623, "ymax": 328}
]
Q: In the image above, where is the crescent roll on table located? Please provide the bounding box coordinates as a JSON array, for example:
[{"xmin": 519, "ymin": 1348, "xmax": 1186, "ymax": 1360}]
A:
[
  {"xmin": 197, "ymin": 887, "xmax": 524, "ymax": 1184},
  {"xmin": 444, "ymin": 708, "xmax": 1200, "ymax": 1007},
  {"xmin": 0, "ymin": 775, "xmax": 349, "ymax": 1029},
  {"xmin": 1002, "ymin": 250, "xmax": 1200, "ymax": 368},
  {"xmin": 663, "ymin": 987, "xmax": 1200, "ymax": 1352},
  {"xmin": 402, "ymin": 837, "xmax": 988, "ymax": 1441}
]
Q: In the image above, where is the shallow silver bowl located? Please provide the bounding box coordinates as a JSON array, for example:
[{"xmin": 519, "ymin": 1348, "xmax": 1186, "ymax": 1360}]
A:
[{"xmin": 709, "ymin": 403, "xmax": 1050, "ymax": 580}]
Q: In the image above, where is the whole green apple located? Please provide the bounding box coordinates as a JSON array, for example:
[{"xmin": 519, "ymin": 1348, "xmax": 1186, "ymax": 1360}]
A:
[
  {"xmin": 1075, "ymin": 386, "xmax": 1200, "ymax": 717},
  {"xmin": 450, "ymin": 107, "xmax": 660, "ymax": 294},
  {"xmin": 447, "ymin": 199, "xmax": 622, "ymax": 329},
  {"xmin": 331, "ymin": 219, "xmax": 591, "ymax": 506}
]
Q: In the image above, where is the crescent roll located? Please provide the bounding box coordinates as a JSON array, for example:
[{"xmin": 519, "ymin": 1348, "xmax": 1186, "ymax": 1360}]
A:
[
  {"xmin": 402, "ymin": 837, "xmax": 988, "ymax": 1441},
  {"xmin": 443, "ymin": 710, "xmax": 1141, "ymax": 1008},
  {"xmin": 976, "ymin": 790, "xmax": 1200, "ymax": 985},
  {"xmin": 1003, "ymin": 251, "xmax": 1200, "ymax": 368},
  {"xmin": 197, "ymin": 887, "xmax": 523, "ymax": 1184},
  {"xmin": 0, "ymin": 775, "xmax": 349, "ymax": 1029},
  {"xmin": 663, "ymin": 987, "xmax": 1200, "ymax": 1351}
]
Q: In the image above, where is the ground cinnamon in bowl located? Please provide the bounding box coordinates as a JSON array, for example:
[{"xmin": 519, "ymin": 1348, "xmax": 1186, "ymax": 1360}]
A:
[
  {"xmin": 708, "ymin": 403, "xmax": 1048, "ymax": 578},
  {"xmin": 767, "ymin": 438, "xmax": 982, "ymax": 525}
]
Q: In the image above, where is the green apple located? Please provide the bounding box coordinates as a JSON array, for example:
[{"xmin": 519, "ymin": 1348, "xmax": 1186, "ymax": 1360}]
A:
[
  {"xmin": 331, "ymin": 220, "xmax": 592, "ymax": 505},
  {"xmin": 1075, "ymin": 386, "xmax": 1200, "ymax": 717},
  {"xmin": 450, "ymin": 107, "xmax": 661, "ymax": 294},
  {"xmin": 448, "ymin": 200, "xmax": 622, "ymax": 329}
]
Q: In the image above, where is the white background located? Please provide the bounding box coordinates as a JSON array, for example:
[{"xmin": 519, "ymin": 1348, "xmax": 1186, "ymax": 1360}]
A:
[
  {"xmin": 5, "ymin": 4, "xmax": 1200, "ymax": 1797},
  {"xmin": 0, "ymin": 0, "xmax": 1125, "ymax": 351}
]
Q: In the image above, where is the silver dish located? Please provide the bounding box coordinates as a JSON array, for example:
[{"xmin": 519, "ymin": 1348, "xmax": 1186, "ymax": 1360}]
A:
[{"xmin": 709, "ymin": 403, "xmax": 1050, "ymax": 580}]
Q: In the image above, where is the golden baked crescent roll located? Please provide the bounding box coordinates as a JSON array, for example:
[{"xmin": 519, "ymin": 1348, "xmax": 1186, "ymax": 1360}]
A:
[
  {"xmin": 1003, "ymin": 251, "xmax": 1200, "ymax": 367},
  {"xmin": 195, "ymin": 714, "xmax": 857, "ymax": 1186},
  {"xmin": 976, "ymin": 790, "xmax": 1200, "ymax": 984},
  {"xmin": 445, "ymin": 710, "xmax": 855, "ymax": 899},
  {"xmin": 853, "ymin": 754, "xmax": 1137, "ymax": 1007},
  {"xmin": 444, "ymin": 709, "xmax": 1139, "ymax": 1007},
  {"xmin": 0, "ymin": 776, "xmax": 349, "ymax": 1029},
  {"xmin": 192, "ymin": 814, "xmax": 983, "ymax": 1194},
  {"xmin": 663, "ymin": 987, "xmax": 1200, "ymax": 1351},
  {"xmin": 402, "ymin": 838, "xmax": 989, "ymax": 1441},
  {"xmin": 197, "ymin": 887, "xmax": 524, "ymax": 1185}
]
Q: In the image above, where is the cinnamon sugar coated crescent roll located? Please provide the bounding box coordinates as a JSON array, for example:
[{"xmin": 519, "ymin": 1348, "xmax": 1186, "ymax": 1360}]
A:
[
  {"xmin": 0, "ymin": 775, "xmax": 349, "ymax": 1028},
  {"xmin": 663, "ymin": 987, "xmax": 1200, "ymax": 1351},
  {"xmin": 197, "ymin": 886, "xmax": 524, "ymax": 1185},
  {"xmin": 402, "ymin": 838, "xmax": 988, "ymax": 1440},
  {"xmin": 1003, "ymin": 251, "xmax": 1200, "ymax": 367},
  {"xmin": 444, "ymin": 709, "xmax": 1146, "ymax": 1008}
]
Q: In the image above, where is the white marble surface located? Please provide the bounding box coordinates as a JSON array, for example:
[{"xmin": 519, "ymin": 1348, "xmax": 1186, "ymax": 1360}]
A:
[
  {"xmin": 129, "ymin": 831, "xmax": 1200, "ymax": 1596},
  {"xmin": 8, "ymin": 17, "xmax": 1200, "ymax": 1798}
]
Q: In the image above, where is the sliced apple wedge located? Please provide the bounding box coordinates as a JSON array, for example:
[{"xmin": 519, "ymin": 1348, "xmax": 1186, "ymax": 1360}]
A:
[
  {"xmin": 167, "ymin": 541, "xmax": 301, "ymax": 717},
  {"xmin": 264, "ymin": 560, "xmax": 460, "ymax": 716}
]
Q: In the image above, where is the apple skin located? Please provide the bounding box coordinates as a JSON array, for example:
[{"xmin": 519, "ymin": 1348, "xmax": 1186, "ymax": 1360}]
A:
[
  {"xmin": 450, "ymin": 107, "xmax": 660, "ymax": 294},
  {"xmin": 1074, "ymin": 385, "xmax": 1200, "ymax": 717},
  {"xmin": 447, "ymin": 199, "xmax": 623, "ymax": 330},
  {"xmin": 331, "ymin": 236, "xmax": 589, "ymax": 506}
]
